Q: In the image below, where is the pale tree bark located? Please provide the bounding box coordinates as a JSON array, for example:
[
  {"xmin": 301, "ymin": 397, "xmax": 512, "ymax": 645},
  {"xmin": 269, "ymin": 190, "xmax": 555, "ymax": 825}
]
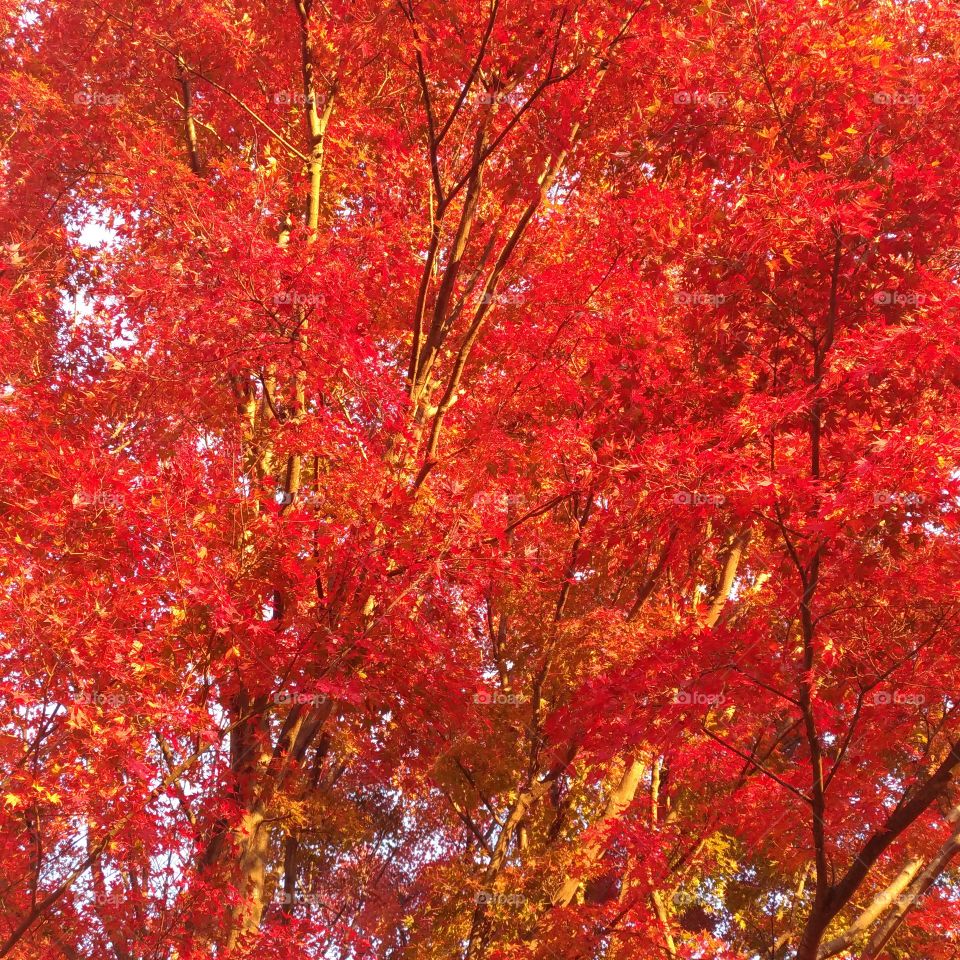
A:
[
  {"xmin": 550, "ymin": 758, "xmax": 647, "ymax": 907},
  {"xmin": 794, "ymin": 738, "xmax": 960, "ymax": 960},
  {"xmin": 702, "ymin": 529, "xmax": 751, "ymax": 630},
  {"xmin": 648, "ymin": 755, "xmax": 677, "ymax": 958},
  {"xmin": 861, "ymin": 826, "xmax": 960, "ymax": 958},
  {"xmin": 815, "ymin": 798, "xmax": 960, "ymax": 959},
  {"xmin": 175, "ymin": 55, "xmax": 201, "ymax": 175},
  {"xmin": 816, "ymin": 856, "xmax": 924, "ymax": 959},
  {"xmin": 283, "ymin": 0, "xmax": 336, "ymax": 504},
  {"xmin": 547, "ymin": 525, "xmax": 750, "ymax": 952}
]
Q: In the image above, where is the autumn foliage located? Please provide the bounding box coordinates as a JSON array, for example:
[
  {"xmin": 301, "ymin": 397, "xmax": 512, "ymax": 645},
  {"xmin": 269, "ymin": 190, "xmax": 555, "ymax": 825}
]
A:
[{"xmin": 2, "ymin": 0, "xmax": 960, "ymax": 957}]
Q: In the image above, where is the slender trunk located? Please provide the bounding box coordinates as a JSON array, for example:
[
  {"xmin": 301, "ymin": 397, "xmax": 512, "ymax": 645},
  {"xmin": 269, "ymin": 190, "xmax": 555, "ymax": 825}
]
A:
[
  {"xmin": 220, "ymin": 6, "xmax": 337, "ymax": 948},
  {"xmin": 702, "ymin": 529, "xmax": 750, "ymax": 629},
  {"xmin": 816, "ymin": 856, "xmax": 923, "ymax": 959},
  {"xmin": 861, "ymin": 805, "xmax": 960, "ymax": 958},
  {"xmin": 225, "ymin": 810, "xmax": 270, "ymax": 950},
  {"xmin": 550, "ymin": 758, "xmax": 646, "ymax": 907},
  {"xmin": 176, "ymin": 56, "xmax": 201, "ymax": 174}
]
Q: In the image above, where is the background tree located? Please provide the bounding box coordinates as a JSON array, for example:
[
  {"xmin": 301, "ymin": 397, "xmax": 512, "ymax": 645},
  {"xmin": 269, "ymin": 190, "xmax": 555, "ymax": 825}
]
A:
[{"xmin": 2, "ymin": 0, "xmax": 960, "ymax": 958}]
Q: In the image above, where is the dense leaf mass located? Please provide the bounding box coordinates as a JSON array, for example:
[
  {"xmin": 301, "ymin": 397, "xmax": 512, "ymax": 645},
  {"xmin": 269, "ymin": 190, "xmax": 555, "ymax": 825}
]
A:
[{"xmin": 2, "ymin": 0, "xmax": 960, "ymax": 958}]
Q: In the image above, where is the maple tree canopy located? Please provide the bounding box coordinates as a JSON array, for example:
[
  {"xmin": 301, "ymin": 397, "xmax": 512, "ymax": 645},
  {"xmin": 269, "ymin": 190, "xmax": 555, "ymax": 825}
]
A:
[{"xmin": 2, "ymin": 0, "xmax": 960, "ymax": 958}]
